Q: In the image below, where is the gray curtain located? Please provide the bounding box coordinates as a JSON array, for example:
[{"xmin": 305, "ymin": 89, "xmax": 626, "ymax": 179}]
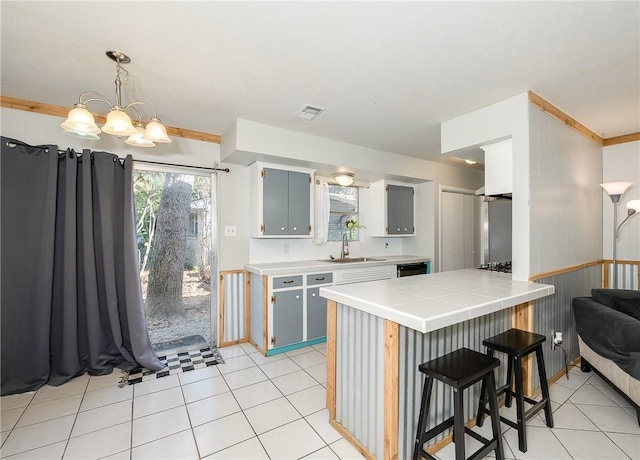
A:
[{"xmin": 1, "ymin": 137, "xmax": 163, "ymax": 396}]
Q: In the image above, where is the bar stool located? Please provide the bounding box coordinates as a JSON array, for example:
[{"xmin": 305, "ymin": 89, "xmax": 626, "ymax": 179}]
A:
[
  {"xmin": 475, "ymin": 329, "xmax": 554, "ymax": 453},
  {"xmin": 413, "ymin": 348, "xmax": 504, "ymax": 460}
]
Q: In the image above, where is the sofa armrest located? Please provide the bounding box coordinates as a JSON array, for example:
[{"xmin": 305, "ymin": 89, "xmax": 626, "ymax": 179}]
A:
[{"xmin": 573, "ymin": 297, "xmax": 640, "ymax": 380}]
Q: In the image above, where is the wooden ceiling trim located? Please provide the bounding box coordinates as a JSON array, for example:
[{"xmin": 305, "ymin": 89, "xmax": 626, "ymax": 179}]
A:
[
  {"xmin": 602, "ymin": 132, "xmax": 640, "ymax": 146},
  {"xmin": 0, "ymin": 96, "xmax": 221, "ymax": 144},
  {"xmin": 527, "ymin": 91, "xmax": 604, "ymax": 145}
]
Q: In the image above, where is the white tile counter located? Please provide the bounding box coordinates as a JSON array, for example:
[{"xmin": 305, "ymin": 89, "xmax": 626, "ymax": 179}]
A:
[
  {"xmin": 244, "ymin": 255, "xmax": 430, "ymax": 276},
  {"xmin": 319, "ymin": 268, "xmax": 555, "ymax": 333}
]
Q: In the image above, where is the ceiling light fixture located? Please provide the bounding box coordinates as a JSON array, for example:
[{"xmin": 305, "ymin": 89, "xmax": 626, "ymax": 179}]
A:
[
  {"xmin": 333, "ymin": 172, "xmax": 355, "ymax": 186},
  {"xmin": 61, "ymin": 51, "xmax": 171, "ymax": 147},
  {"xmin": 464, "ymin": 159, "xmax": 477, "ymax": 165}
]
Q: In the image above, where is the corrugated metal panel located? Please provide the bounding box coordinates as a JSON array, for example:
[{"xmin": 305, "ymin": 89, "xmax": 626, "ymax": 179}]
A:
[
  {"xmin": 335, "ymin": 303, "xmax": 384, "ymax": 459},
  {"xmin": 221, "ymin": 271, "xmax": 246, "ymax": 343},
  {"xmin": 532, "ymin": 264, "xmax": 601, "ymax": 389},
  {"xmin": 396, "ymin": 309, "xmax": 512, "ymax": 459},
  {"xmin": 607, "ymin": 263, "xmax": 639, "ymax": 289}
]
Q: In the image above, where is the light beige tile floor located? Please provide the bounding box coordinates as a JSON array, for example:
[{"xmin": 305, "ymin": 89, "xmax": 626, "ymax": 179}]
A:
[{"xmin": 1, "ymin": 344, "xmax": 638, "ymax": 459}]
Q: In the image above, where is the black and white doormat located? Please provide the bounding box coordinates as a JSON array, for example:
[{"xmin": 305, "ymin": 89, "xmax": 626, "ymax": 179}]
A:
[{"xmin": 122, "ymin": 347, "xmax": 225, "ymax": 385}]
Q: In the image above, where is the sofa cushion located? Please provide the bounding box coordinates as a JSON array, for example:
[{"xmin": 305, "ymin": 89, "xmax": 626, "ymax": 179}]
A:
[
  {"xmin": 612, "ymin": 296, "xmax": 640, "ymax": 321},
  {"xmin": 591, "ymin": 289, "xmax": 640, "ymax": 308}
]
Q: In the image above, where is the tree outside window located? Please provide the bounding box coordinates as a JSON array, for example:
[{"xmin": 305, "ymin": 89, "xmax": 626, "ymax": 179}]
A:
[{"xmin": 328, "ymin": 185, "xmax": 361, "ymax": 241}]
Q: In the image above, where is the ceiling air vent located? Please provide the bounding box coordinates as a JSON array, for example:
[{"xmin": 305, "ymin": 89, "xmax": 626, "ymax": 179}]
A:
[{"xmin": 295, "ymin": 104, "xmax": 325, "ymax": 121}]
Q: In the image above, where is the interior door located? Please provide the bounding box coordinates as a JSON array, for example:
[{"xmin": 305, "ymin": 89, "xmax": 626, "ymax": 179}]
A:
[{"xmin": 441, "ymin": 191, "xmax": 479, "ymax": 272}]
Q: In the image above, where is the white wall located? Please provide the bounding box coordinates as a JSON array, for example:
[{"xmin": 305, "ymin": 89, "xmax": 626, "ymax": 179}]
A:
[
  {"xmin": 528, "ymin": 106, "xmax": 603, "ymax": 275},
  {"xmin": 440, "ymin": 93, "xmax": 531, "ymax": 280},
  {"xmin": 2, "ymin": 109, "xmax": 483, "ymax": 271},
  {"xmin": 603, "ymin": 140, "xmax": 640, "ymax": 261}
]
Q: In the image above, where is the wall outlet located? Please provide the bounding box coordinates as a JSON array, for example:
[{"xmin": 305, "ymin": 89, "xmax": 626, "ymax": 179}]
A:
[
  {"xmin": 552, "ymin": 330, "xmax": 563, "ymax": 350},
  {"xmin": 224, "ymin": 225, "xmax": 237, "ymax": 237}
]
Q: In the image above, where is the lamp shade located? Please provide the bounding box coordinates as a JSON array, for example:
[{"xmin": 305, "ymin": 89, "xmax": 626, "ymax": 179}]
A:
[
  {"xmin": 333, "ymin": 173, "xmax": 355, "ymax": 186},
  {"xmin": 626, "ymin": 199, "xmax": 640, "ymax": 214},
  {"xmin": 61, "ymin": 105, "xmax": 101, "ymax": 135},
  {"xmin": 143, "ymin": 119, "xmax": 171, "ymax": 143},
  {"xmin": 102, "ymin": 109, "xmax": 137, "ymax": 136},
  {"xmin": 125, "ymin": 126, "xmax": 155, "ymax": 147},
  {"xmin": 600, "ymin": 182, "xmax": 633, "ymax": 196}
]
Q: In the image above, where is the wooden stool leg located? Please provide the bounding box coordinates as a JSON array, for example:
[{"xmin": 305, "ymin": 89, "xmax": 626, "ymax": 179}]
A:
[
  {"xmin": 504, "ymin": 355, "xmax": 514, "ymax": 408},
  {"xmin": 535, "ymin": 346, "xmax": 554, "ymax": 428},
  {"xmin": 475, "ymin": 348, "xmax": 494, "ymax": 427},
  {"xmin": 413, "ymin": 376, "xmax": 434, "ymax": 460},
  {"xmin": 453, "ymin": 388, "xmax": 466, "ymax": 460},
  {"xmin": 486, "ymin": 372, "xmax": 504, "ymax": 460},
  {"xmin": 513, "ymin": 355, "xmax": 527, "ymax": 452}
]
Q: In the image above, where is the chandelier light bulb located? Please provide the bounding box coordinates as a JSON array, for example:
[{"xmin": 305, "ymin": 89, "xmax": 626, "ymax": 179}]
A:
[
  {"xmin": 102, "ymin": 109, "xmax": 137, "ymax": 136},
  {"xmin": 125, "ymin": 126, "xmax": 155, "ymax": 147},
  {"xmin": 61, "ymin": 105, "xmax": 101, "ymax": 135},
  {"xmin": 143, "ymin": 118, "xmax": 172, "ymax": 143}
]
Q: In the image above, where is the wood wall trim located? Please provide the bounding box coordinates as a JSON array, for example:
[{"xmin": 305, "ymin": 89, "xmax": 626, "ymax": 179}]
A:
[
  {"xmin": 326, "ymin": 300, "xmax": 337, "ymax": 421},
  {"xmin": 329, "ymin": 419, "xmax": 376, "ymax": 460},
  {"xmin": 513, "ymin": 301, "xmax": 534, "ymax": 396},
  {"xmin": 529, "ymin": 260, "xmax": 603, "ymax": 281},
  {"xmin": 1, "ymin": 95, "xmax": 221, "ymax": 144},
  {"xmin": 383, "ymin": 320, "xmax": 399, "ymax": 460},
  {"xmin": 603, "ymin": 132, "xmax": 640, "ymax": 146},
  {"xmin": 527, "ymin": 91, "xmax": 603, "ymax": 146}
]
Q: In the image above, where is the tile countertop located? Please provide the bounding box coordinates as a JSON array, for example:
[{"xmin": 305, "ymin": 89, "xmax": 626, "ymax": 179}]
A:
[
  {"xmin": 319, "ymin": 269, "xmax": 555, "ymax": 334},
  {"xmin": 244, "ymin": 255, "xmax": 430, "ymax": 276}
]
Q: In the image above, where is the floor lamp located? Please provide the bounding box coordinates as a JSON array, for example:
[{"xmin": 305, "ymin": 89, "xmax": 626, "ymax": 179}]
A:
[{"xmin": 600, "ymin": 182, "xmax": 637, "ymax": 287}]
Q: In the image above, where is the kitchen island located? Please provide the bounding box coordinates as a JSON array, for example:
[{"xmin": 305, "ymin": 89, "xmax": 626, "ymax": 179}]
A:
[{"xmin": 319, "ymin": 269, "xmax": 555, "ymax": 460}]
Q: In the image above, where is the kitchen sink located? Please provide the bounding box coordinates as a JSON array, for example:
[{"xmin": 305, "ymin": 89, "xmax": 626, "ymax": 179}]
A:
[{"xmin": 320, "ymin": 257, "xmax": 386, "ymax": 263}]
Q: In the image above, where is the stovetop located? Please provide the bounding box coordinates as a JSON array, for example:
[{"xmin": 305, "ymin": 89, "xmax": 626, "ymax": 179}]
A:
[{"xmin": 477, "ymin": 261, "xmax": 512, "ymax": 273}]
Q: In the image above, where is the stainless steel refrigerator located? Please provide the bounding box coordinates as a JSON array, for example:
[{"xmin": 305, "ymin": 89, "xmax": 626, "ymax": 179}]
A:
[{"xmin": 482, "ymin": 198, "xmax": 512, "ymax": 264}]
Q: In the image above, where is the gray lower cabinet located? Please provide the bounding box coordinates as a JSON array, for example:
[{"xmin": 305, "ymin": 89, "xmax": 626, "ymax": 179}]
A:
[
  {"xmin": 272, "ymin": 289, "xmax": 303, "ymax": 347},
  {"xmin": 306, "ymin": 287, "xmax": 327, "ymax": 340}
]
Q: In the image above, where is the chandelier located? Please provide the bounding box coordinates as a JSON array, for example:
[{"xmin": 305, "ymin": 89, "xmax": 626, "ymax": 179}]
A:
[{"xmin": 61, "ymin": 51, "xmax": 171, "ymax": 147}]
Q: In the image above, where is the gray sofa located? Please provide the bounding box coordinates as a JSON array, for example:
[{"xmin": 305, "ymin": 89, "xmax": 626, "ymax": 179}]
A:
[{"xmin": 572, "ymin": 289, "xmax": 640, "ymax": 424}]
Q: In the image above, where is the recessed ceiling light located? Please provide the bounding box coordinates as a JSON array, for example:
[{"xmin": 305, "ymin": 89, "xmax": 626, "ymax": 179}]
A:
[
  {"xmin": 464, "ymin": 159, "xmax": 477, "ymax": 165},
  {"xmin": 295, "ymin": 104, "xmax": 325, "ymax": 121}
]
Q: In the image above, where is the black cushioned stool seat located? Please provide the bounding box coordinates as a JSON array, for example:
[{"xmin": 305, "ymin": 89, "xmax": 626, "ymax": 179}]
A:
[
  {"xmin": 413, "ymin": 348, "xmax": 504, "ymax": 460},
  {"xmin": 475, "ymin": 328, "xmax": 554, "ymax": 453}
]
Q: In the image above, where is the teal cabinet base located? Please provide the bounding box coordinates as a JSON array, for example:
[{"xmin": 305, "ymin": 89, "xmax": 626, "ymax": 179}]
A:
[{"xmin": 266, "ymin": 337, "xmax": 327, "ymax": 356}]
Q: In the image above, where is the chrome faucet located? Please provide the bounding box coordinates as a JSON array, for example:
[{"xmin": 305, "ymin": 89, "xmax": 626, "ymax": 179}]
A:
[{"xmin": 340, "ymin": 232, "xmax": 350, "ymax": 259}]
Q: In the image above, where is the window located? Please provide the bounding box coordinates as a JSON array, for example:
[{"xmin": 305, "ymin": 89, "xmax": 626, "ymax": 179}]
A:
[
  {"xmin": 328, "ymin": 185, "xmax": 360, "ymax": 242},
  {"xmin": 188, "ymin": 212, "xmax": 198, "ymax": 237}
]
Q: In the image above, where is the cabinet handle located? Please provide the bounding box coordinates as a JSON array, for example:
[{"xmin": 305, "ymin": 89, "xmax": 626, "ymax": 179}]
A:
[
  {"xmin": 404, "ymin": 228, "xmax": 408, "ymax": 231},
  {"xmin": 293, "ymin": 226, "xmax": 297, "ymax": 231},
  {"xmin": 283, "ymin": 280, "xmax": 294, "ymax": 284},
  {"xmin": 281, "ymin": 227, "xmax": 285, "ymax": 231},
  {"xmin": 315, "ymin": 277, "xmax": 325, "ymax": 281},
  {"xmin": 397, "ymin": 228, "xmax": 401, "ymax": 231},
  {"xmin": 312, "ymin": 293, "xmax": 316, "ymax": 297},
  {"xmin": 295, "ymin": 295, "xmax": 300, "ymax": 299}
]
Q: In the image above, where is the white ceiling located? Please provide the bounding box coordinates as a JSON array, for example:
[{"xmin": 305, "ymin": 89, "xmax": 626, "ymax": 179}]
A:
[{"xmin": 1, "ymin": 1, "xmax": 638, "ymax": 167}]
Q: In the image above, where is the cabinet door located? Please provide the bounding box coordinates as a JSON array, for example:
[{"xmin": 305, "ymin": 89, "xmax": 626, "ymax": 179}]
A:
[
  {"xmin": 387, "ymin": 185, "xmax": 414, "ymax": 234},
  {"xmin": 272, "ymin": 289, "xmax": 303, "ymax": 347},
  {"xmin": 306, "ymin": 287, "xmax": 327, "ymax": 340},
  {"xmin": 288, "ymin": 171, "xmax": 310, "ymax": 235},
  {"xmin": 263, "ymin": 168, "xmax": 289, "ymax": 235}
]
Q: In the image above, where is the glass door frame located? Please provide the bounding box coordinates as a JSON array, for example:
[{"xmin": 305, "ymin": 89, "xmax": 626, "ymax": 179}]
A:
[{"xmin": 132, "ymin": 161, "xmax": 218, "ymax": 347}]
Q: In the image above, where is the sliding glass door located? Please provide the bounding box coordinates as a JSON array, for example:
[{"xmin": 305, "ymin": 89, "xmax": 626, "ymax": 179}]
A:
[{"xmin": 133, "ymin": 165, "xmax": 216, "ymax": 353}]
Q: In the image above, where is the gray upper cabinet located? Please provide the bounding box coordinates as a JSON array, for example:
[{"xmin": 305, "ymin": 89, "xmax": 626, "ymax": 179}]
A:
[
  {"xmin": 369, "ymin": 180, "xmax": 415, "ymax": 237},
  {"xmin": 387, "ymin": 184, "xmax": 414, "ymax": 235},
  {"xmin": 250, "ymin": 162, "xmax": 315, "ymax": 238}
]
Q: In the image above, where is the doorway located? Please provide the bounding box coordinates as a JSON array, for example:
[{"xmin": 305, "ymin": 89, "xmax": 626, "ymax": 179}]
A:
[
  {"xmin": 440, "ymin": 189, "xmax": 481, "ymax": 272},
  {"xmin": 133, "ymin": 165, "xmax": 216, "ymax": 353}
]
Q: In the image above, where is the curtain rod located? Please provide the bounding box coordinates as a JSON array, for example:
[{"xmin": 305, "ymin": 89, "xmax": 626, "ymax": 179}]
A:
[
  {"xmin": 133, "ymin": 159, "xmax": 230, "ymax": 173},
  {"xmin": 4, "ymin": 140, "xmax": 230, "ymax": 173}
]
